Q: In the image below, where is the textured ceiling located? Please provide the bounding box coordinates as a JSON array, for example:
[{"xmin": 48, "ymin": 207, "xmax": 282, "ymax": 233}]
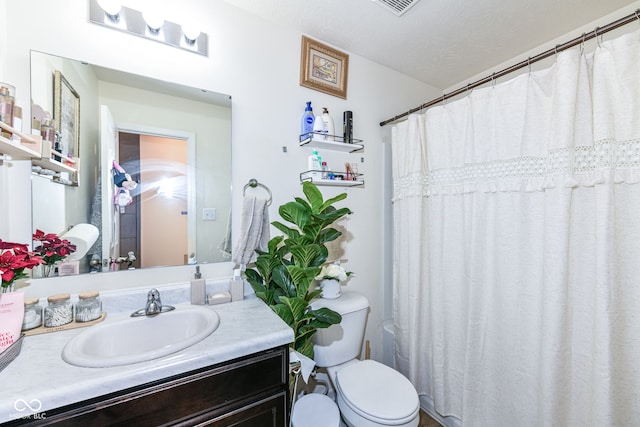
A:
[{"xmin": 223, "ymin": 0, "xmax": 637, "ymax": 90}]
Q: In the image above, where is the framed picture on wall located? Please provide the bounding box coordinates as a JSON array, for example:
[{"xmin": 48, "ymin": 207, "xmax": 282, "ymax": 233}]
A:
[
  {"xmin": 54, "ymin": 70, "xmax": 80, "ymax": 162},
  {"xmin": 300, "ymin": 36, "xmax": 349, "ymax": 99}
]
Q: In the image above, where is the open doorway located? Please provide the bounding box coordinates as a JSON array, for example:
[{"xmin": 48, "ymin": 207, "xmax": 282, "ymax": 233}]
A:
[{"xmin": 118, "ymin": 132, "xmax": 189, "ymax": 269}]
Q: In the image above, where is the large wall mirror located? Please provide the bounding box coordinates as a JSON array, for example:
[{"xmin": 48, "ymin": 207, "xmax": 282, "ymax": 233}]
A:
[{"xmin": 30, "ymin": 51, "xmax": 232, "ymax": 281}]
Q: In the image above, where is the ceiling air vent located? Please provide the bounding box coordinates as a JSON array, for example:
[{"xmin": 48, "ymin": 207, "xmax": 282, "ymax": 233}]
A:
[{"xmin": 372, "ymin": 0, "xmax": 422, "ymax": 16}]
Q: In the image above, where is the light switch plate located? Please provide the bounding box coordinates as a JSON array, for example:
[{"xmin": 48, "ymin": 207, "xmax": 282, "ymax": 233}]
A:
[{"xmin": 202, "ymin": 208, "xmax": 216, "ymax": 220}]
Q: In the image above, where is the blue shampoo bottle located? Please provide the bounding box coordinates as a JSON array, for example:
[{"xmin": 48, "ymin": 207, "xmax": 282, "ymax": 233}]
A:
[{"xmin": 301, "ymin": 101, "xmax": 314, "ymax": 138}]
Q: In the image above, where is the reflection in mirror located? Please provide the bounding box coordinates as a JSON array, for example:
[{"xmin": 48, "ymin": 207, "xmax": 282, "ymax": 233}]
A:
[{"xmin": 30, "ymin": 51, "xmax": 232, "ymax": 281}]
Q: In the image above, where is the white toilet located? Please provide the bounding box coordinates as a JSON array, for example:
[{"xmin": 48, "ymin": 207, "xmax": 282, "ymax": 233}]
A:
[{"xmin": 307, "ymin": 291, "xmax": 420, "ymax": 427}]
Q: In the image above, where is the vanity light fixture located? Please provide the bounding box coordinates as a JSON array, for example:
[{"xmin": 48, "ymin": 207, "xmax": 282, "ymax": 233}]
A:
[{"xmin": 89, "ymin": 0, "xmax": 208, "ymax": 56}]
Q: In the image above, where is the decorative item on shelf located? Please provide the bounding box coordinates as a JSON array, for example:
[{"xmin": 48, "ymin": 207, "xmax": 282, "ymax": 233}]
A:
[
  {"xmin": 32, "ymin": 229, "xmax": 77, "ymax": 278},
  {"xmin": 0, "ymin": 240, "xmax": 44, "ymax": 293},
  {"xmin": 0, "ymin": 83, "xmax": 15, "ymax": 139},
  {"xmin": 40, "ymin": 118, "xmax": 56, "ymax": 159},
  {"xmin": 315, "ymin": 263, "xmax": 352, "ymax": 299}
]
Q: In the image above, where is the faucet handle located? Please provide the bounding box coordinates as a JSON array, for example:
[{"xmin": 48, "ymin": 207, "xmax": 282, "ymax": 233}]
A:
[
  {"xmin": 145, "ymin": 288, "xmax": 162, "ymax": 315},
  {"xmin": 147, "ymin": 288, "xmax": 161, "ymax": 303}
]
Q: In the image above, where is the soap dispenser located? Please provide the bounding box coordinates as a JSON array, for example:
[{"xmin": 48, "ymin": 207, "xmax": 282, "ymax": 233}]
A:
[
  {"xmin": 301, "ymin": 101, "xmax": 315, "ymax": 137},
  {"xmin": 191, "ymin": 266, "xmax": 206, "ymax": 305},
  {"xmin": 322, "ymin": 108, "xmax": 335, "ymax": 141},
  {"xmin": 230, "ymin": 269, "xmax": 244, "ymax": 302}
]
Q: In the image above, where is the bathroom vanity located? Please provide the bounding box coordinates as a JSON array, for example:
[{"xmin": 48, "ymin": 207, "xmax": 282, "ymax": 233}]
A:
[{"xmin": 0, "ymin": 294, "xmax": 293, "ymax": 426}]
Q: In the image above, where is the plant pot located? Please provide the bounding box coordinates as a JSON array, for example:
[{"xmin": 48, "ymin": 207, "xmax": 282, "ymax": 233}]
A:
[
  {"xmin": 41, "ymin": 264, "xmax": 57, "ymax": 277},
  {"xmin": 320, "ymin": 279, "xmax": 341, "ymax": 299}
]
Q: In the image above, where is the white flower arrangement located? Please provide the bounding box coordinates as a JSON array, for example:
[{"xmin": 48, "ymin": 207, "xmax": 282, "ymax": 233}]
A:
[{"xmin": 315, "ymin": 263, "xmax": 351, "ymax": 283}]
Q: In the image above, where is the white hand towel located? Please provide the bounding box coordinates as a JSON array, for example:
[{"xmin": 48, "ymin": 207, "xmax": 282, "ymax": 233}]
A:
[{"xmin": 232, "ymin": 195, "xmax": 270, "ymax": 267}]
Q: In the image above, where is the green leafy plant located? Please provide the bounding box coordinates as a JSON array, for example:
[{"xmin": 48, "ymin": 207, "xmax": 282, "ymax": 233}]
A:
[{"xmin": 245, "ymin": 182, "xmax": 351, "ymax": 358}]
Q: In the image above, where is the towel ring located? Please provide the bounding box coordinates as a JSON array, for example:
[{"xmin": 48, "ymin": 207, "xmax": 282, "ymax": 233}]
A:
[{"xmin": 243, "ymin": 179, "xmax": 273, "ymax": 206}]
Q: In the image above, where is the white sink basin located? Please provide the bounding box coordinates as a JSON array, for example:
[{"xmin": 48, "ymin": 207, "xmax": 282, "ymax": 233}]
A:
[{"xmin": 62, "ymin": 305, "xmax": 220, "ymax": 367}]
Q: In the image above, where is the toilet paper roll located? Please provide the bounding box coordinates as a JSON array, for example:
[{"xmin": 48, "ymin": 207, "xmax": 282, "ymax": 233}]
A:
[{"xmin": 61, "ymin": 223, "xmax": 99, "ymax": 261}]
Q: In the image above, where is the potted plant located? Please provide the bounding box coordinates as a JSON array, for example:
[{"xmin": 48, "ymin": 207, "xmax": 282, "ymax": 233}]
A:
[
  {"xmin": 32, "ymin": 230, "xmax": 77, "ymax": 277},
  {"xmin": 245, "ymin": 182, "xmax": 351, "ymax": 359},
  {"xmin": 315, "ymin": 263, "xmax": 351, "ymax": 299}
]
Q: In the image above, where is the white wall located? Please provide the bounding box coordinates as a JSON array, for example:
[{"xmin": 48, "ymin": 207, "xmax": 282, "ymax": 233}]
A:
[{"xmin": 0, "ymin": 0, "xmax": 437, "ymax": 362}]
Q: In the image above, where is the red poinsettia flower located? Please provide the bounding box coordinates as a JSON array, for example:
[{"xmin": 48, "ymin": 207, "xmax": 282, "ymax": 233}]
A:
[
  {"xmin": 32, "ymin": 230, "xmax": 77, "ymax": 267},
  {"xmin": 0, "ymin": 241, "xmax": 28, "ymax": 250},
  {"xmin": 0, "ymin": 239, "xmax": 44, "ymax": 289}
]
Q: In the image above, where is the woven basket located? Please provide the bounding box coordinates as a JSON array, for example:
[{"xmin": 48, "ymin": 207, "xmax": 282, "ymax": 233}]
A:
[{"xmin": 0, "ymin": 334, "xmax": 24, "ymax": 373}]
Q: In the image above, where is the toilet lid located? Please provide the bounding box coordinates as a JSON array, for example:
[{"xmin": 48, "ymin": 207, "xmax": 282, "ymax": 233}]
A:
[
  {"xmin": 336, "ymin": 360, "xmax": 419, "ymax": 424},
  {"xmin": 291, "ymin": 393, "xmax": 340, "ymax": 427}
]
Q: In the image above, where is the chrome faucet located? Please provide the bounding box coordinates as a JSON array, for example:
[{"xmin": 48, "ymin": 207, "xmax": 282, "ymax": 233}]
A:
[
  {"xmin": 131, "ymin": 288, "xmax": 175, "ymax": 317},
  {"xmin": 145, "ymin": 288, "xmax": 163, "ymax": 315}
]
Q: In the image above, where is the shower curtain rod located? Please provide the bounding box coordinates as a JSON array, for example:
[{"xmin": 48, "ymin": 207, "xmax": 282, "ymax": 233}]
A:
[{"xmin": 380, "ymin": 9, "xmax": 640, "ymax": 127}]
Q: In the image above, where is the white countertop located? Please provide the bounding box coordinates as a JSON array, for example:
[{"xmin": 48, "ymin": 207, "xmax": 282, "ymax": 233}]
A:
[{"xmin": 0, "ymin": 288, "xmax": 293, "ymax": 423}]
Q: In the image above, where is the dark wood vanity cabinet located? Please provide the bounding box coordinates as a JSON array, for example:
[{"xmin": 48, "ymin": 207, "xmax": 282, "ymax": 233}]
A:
[{"xmin": 9, "ymin": 345, "xmax": 289, "ymax": 427}]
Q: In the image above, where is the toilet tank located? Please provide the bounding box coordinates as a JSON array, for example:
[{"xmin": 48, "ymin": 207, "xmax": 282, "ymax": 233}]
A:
[{"xmin": 310, "ymin": 291, "xmax": 369, "ymax": 368}]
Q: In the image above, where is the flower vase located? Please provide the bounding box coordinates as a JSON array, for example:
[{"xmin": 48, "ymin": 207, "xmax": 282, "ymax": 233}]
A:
[
  {"xmin": 41, "ymin": 264, "xmax": 57, "ymax": 278},
  {"xmin": 320, "ymin": 279, "xmax": 341, "ymax": 299},
  {"xmin": 1, "ymin": 284, "xmax": 14, "ymax": 293}
]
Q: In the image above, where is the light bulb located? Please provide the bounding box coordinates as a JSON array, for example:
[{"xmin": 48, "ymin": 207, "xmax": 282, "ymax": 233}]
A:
[
  {"xmin": 97, "ymin": 0, "xmax": 121, "ymax": 19},
  {"xmin": 182, "ymin": 24, "xmax": 200, "ymax": 43},
  {"xmin": 143, "ymin": 10, "xmax": 165, "ymax": 32}
]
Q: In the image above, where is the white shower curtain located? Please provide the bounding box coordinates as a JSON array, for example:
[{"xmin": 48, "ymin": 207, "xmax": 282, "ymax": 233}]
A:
[{"xmin": 392, "ymin": 29, "xmax": 640, "ymax": 427}]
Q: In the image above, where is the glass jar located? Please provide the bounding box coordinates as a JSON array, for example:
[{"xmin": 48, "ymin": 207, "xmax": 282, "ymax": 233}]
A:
[
  {"xmin": 75, "ymin": 291, "xmax": 102, "ymax": 322},
  {"xmin": 44, "ymin": 293, "xmax": 73, "ymax": 327},
  {"xmin": 40, "ymin": 118, "xmax": 56, "ymax": 153},
  {"xmin": 0, "ymin": 84, "xmax": 15, "ymax": 137},
  {"xmin": 22, "ymin": 297, "xmax": 43, "ymax": 331}
]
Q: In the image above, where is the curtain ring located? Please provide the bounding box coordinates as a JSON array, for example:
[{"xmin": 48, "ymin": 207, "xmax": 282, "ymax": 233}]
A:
[
  {"xmin": 635, "ymin": 9, "xmax": 640, "ymax": 24},
  {"xmin": 594, "ymin": 27, "xmax": 602, "ymax": 48},
  {"xmin": 466, "ymin": 83, "xmax": 471, "ymax": 97},
  {"xmin": 580, "ymin": 32, "xmax": 586, "ymax": 54},
  {"xmin": 491, "ymin": 72, "xmax": 496, "ymax": 88},
  {"xmin": 527, "ymin": 57, "xmax": 532, "ymax": 75}
]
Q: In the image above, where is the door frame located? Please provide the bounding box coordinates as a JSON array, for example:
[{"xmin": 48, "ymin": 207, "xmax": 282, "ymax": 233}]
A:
[{"xmin": 114, "ymin": 122, "xmax": 196, "ymax": 265}]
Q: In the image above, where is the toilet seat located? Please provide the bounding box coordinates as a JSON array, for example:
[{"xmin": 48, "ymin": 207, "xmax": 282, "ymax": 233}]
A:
[
  {"xmin": 335, "ymin": 360, "xmax": 419, "ymax": 425},
  {"xmin": 291, "ymin": 393, "xmax": 340, "ymax": 427}
]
